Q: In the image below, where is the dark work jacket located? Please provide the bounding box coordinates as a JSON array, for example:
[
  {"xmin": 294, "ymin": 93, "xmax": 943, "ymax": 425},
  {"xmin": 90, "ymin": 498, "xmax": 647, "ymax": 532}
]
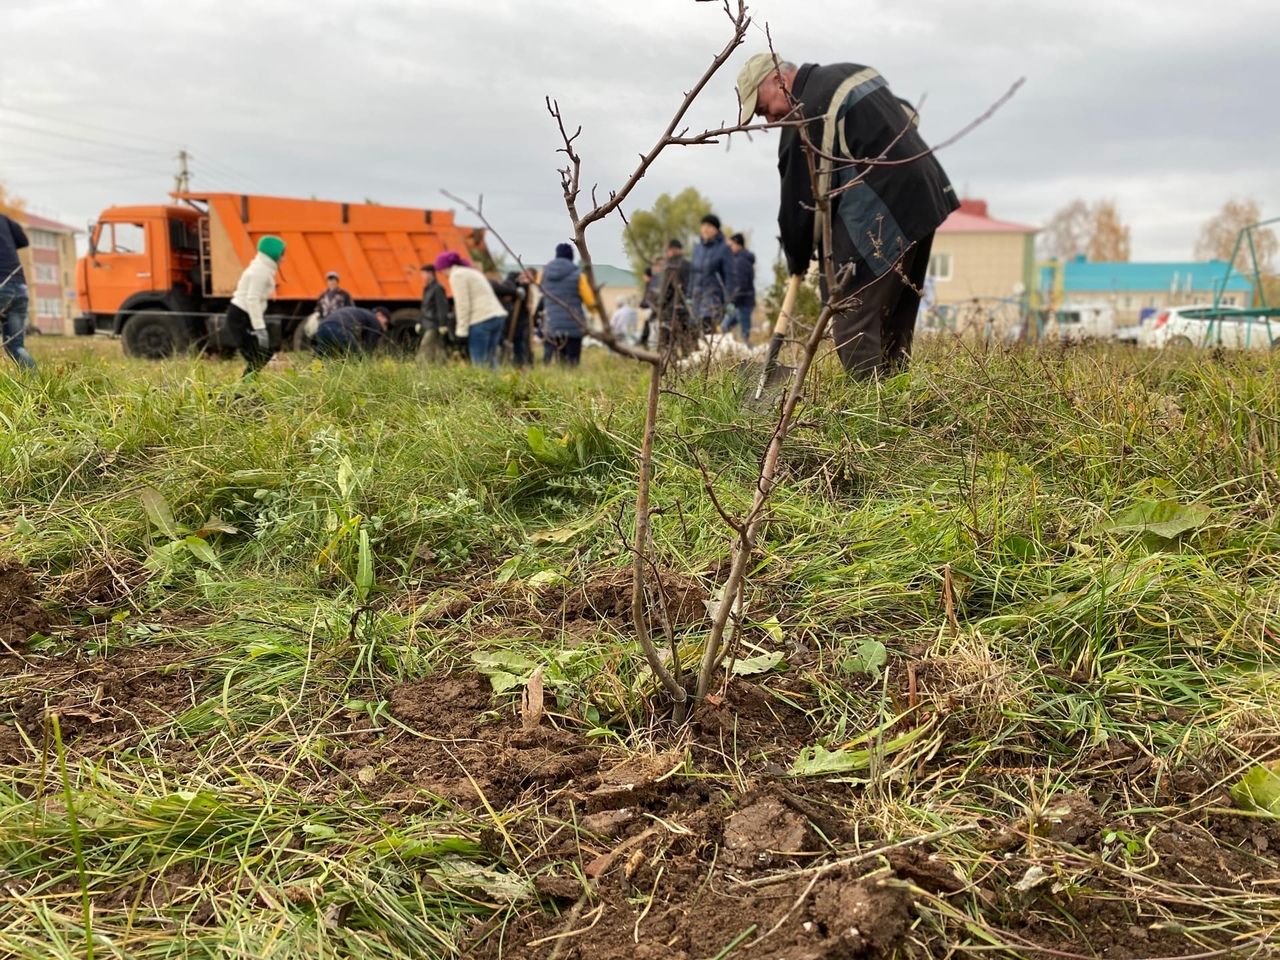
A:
[
  {"xmin": 316, "ymin": 306, "xmax": 384, "ymax": 352},
  {"xmin": 778, "ymin": 63, "xmax": 958, "ymax": 278},
  {"xmin": 541, "ymin": 257, "xmax": 586, "ymax": 338},
  {"xmin": 689, "ymin": 232, "xmax": 731, "ymax": 320},
  {"xmin": 316, "ymin": 287, "xmax": 353, "ymax": 318},
  {"xmin": 421, "ymin": 279, "xmax": 450, "ymax": 332},
  {"xmin": 0, "ymin": 215, "xmax": 29, "ymax": 286},
  {"xmin": 656, "ymin": 254, "xmax": 692, "ymax": 327},
  {"xmin": 730, "ymin": 248, "xmax": 757, "ymax": 308}
]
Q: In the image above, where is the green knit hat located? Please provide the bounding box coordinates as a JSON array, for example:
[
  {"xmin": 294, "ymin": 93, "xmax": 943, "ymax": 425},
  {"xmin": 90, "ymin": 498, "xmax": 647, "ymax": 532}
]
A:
[{"xmin": 257, "ymin": 235, "xmax": 286, "ymax": 262}]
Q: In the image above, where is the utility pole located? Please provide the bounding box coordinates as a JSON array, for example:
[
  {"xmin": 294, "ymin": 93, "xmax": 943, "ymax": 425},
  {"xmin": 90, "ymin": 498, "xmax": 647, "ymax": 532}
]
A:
[{"xmin": 173, "ymin": 149, "xmax": 191, "ymax": 195}]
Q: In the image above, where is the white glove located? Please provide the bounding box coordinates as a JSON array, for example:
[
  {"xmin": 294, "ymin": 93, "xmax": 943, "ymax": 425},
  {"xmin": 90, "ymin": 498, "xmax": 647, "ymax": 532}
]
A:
[{"xmin": 252, "ymin": 328, "xmax": 270, "ymax": 351}]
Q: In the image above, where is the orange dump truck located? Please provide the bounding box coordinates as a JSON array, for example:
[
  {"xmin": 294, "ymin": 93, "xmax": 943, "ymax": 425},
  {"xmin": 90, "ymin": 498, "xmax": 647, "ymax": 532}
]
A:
[{"xmin": 74, "ymin": 192, "xmax": 489, "ymax": 357}]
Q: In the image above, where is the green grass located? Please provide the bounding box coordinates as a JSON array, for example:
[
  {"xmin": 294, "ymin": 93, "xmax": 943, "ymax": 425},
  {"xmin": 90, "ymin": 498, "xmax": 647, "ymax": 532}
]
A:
[{"xmin": 1, "ymin": 336, "xmax": 1278, "ymax": 957}]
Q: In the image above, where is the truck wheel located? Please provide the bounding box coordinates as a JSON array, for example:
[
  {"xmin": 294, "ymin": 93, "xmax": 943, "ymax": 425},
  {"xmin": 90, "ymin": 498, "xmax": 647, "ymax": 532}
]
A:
[
  {"xmin": 122, "ymin": 311, "xmax": 191, "ymax": 359},
  {"xmin": 1166, "ymin": 335, "xmax": 1194, "ymax": 349},
  {"xmin": 387, "ymin": 308, "xmax": 423, "ymax": 355}
]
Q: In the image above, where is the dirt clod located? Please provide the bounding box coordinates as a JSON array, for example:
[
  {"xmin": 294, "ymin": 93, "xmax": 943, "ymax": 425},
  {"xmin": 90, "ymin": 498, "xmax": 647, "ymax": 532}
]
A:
[{"xmin": 723, "ymin": 796, "xmax": 814, "ymax": 871}]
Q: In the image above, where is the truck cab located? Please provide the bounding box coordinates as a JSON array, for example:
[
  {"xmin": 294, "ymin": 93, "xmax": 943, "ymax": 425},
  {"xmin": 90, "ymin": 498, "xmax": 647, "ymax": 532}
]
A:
[{"xmin": 76, "ymin": 205, "xmax": 203, "ymax": 355}]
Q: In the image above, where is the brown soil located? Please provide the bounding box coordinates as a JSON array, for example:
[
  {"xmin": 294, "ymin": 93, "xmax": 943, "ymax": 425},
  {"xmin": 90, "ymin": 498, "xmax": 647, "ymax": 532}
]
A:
[
  {"xmin": 0, "ymin": 562, "xmax": 49, "ymax": 654},
  {"xmin": 1, "ymin": 642, "xmax": 204, "ymax": 760},
  {"xmin": 55, "ymin": 554, "xmax": 149, "ymax": 613}
]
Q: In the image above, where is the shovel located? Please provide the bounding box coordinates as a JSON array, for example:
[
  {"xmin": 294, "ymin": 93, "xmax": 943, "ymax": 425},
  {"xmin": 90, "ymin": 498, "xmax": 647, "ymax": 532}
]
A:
[{"xmin": 749, "ymin": 275, "xmax": 801, "ymax": 401}]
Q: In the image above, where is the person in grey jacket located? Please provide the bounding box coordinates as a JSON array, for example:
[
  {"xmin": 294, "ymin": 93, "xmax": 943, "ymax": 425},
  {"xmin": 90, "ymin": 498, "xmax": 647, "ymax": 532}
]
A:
[{"xmin": 0, "ymin": 213, "xmax": 35, "ymax": 369}]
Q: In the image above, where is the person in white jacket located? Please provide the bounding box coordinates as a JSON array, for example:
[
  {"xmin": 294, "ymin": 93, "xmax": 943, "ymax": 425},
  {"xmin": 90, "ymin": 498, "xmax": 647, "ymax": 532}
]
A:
[
  {"xmin": 226, "ymin": 235, "xmax": 286, "ymax": 374},
  {"xmin": 433, "ymin": 250, "xmax": 506, "ymax": 368}
]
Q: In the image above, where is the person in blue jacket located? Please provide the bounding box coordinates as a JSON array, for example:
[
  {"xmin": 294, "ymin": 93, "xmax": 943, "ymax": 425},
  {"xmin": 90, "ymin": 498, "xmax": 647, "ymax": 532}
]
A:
[
  {"xmin": 723, "ymin": 232, "xmax": 757, "ymax": 342},
  {"xmin": 689, "ymin": 214, "xmax": 732, "ymax": 333},
  {"xmin": 538, "ymin": 243, "xmax": 599, "ymax": 366},
  {"xmin": 313, "ymin": 305, "xmax": 388, "ymax": 358},
  {"xmin": 0, "ymin": 213, "xmax": 35, "ymax": 369}
]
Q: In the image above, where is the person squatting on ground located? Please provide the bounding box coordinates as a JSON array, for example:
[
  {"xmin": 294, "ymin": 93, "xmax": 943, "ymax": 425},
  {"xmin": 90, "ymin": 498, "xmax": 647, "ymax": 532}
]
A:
[
  {"xmin": 315, "ymin": 271, "xmax": 354, "ymax": 319},
  {"xmin": 654, "ymin": 238, "xmax": 693, "ymax": 354},
  {"xmin": 538, "ymin": 243, "xmax": 599, "ymax": 367},
  {"xmin": 313, "ymin": 305, "xmax": 388, "ymax": 358},
  {"xmin": 689, "ymin": 214, "xmax": 731, "ymax": 334},
  {"xmin": 226, "ymin": 235, "xmax": 286, "ymax": 375},
  {"xmin": 736, "ymin": 53, "xmax": 958, "ymax": 378},
  {"xmin": 0, "ymin": 212, "xmax": 35, "ymax": 370},
  {"xmin": 724, "ymin": 232, "xmax": 757, "ymax": 343},
  {"xmin": 435, "ymin": 251, "xmax": 507, "ymax": 368}
]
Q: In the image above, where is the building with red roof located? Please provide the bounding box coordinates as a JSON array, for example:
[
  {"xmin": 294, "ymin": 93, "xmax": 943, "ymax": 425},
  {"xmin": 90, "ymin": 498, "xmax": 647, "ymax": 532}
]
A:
[{"xmin": 928, "ymin": 199, "xmax": 1038, "ymax": 311}]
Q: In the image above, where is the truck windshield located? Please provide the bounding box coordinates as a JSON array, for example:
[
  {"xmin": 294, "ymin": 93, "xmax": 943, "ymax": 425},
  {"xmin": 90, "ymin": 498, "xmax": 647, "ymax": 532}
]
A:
[{"xmin": 98, "ymin": 222, "xmax": 147, "ymax": 255}]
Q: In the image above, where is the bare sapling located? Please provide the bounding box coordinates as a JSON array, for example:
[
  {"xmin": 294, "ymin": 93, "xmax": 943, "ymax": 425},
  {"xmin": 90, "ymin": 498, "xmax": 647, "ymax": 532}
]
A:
[{"xmin": 447, "ymin": 1, "xmax": 1021, "ymax": 718}]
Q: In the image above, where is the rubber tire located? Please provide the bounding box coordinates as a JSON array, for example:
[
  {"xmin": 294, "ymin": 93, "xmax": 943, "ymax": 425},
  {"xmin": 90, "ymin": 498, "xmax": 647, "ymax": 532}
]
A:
[
  {"xmin": 121, "ymin": 310, "xmax": 191, "ymax": 359},
  {"xmin": 385, "ymin": 307, "xmax": 423, "ymax": 355},
  {"xmin": 1166, "ymin": 335, "xmax": 1194, "ymax": 349}
]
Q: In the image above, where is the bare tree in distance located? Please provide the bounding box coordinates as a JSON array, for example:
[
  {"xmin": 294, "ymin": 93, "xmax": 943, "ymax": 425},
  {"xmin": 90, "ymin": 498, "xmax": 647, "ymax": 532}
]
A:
[
  {"xmin": 1038, "ymin": 199, "xmax": 1090, "ymax": 260},
  {"xmin": 1196, "ymin": 197, "xmax": 1277, "ymax": 274},
  {"xmin": 1086, "ymin": 200, "xmax": 1130, "ymax": 262},
  {"xmin": 1040, "ymin": 199, "xmax": 1131, "ymax": 263},
  {"xmin": 448, "ymin": 0, "xmax": 1022, "ymax": 719}
]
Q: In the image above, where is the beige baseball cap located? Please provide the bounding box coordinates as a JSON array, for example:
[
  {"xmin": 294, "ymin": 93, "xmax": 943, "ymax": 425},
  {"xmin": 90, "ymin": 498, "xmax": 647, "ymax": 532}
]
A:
[{"xmin": 736, "ymin": 52, "xmax": 785, "ymax": 125}]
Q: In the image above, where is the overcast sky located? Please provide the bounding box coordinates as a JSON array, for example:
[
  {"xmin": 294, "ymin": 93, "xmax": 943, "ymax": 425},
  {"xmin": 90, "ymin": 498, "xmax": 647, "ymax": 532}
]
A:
[{"xmin": 3, "ymin": 0, "xmax": 1277, "ymax": 272}]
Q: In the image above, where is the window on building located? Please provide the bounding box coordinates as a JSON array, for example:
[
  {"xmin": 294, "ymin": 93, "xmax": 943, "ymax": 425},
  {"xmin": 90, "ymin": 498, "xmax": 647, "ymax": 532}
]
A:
[
  {"xmin": 1220, "ymin": 294, "xmax": 1239, "ymax": 307},
  {"xmin": 31, "ymin": 229, "xmax": 59, "ymax": 250},
  {"xmin": 36, "ymin": 298, "xmax": 64, "ymax": 318},
  {"xmin": 34, "ymin": 263, "xmax": 58, "ymax": 284},
  {"xmin": 98, "ymin": 221, "xmax": 146, "ymax": 255},
  {"xmin": 928, "ymin": 252, "xmax": 953, "ymax": 282}
]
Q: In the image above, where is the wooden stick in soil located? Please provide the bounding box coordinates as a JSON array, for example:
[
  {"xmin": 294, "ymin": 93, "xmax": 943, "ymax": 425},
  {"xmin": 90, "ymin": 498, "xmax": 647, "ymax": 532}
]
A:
[{"xmin": 632, "ymin": 360, "xmax": 689, "ymax": 716}]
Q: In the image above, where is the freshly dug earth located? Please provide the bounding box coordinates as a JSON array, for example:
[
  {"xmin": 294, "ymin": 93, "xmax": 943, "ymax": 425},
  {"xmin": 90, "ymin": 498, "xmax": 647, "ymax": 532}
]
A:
[{"xmin": 0, "ymin": 562, "xmax": 48, "ymax": 654}]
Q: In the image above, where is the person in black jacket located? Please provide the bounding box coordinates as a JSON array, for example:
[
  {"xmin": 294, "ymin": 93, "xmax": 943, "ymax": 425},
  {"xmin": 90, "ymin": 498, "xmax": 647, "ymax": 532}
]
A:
[
  {"xmin": 313, "ymin": 305, "xmax": 387, "ymax": 358},
  {"xmin": 655, "ymin": 239, "xmax": 693, "ymax": 354},
  {"xmin": 736, "ymin": 53, "xmax": 959, "ymax": 377},
  {"xmin": 0, "ymin": 213, "xmax": 36, "ymax": 369},
  {"xmin": 724, "ymin": 233, "xmax": 757, "ymax": 343},
  {"xmin": 417, "ymin": 264, "xmax": 453, "ymax": 361}
]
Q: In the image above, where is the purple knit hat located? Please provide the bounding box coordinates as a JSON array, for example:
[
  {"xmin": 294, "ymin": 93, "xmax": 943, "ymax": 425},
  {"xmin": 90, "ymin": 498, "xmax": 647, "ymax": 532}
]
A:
[{"xmin": 434, "ymin": 250, "xmax": 470, "ymax": 272}]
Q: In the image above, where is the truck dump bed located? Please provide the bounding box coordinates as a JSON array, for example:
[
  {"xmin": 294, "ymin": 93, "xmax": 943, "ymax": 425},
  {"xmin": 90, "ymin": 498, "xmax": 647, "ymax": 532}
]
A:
[{"xmin": 187, "ymin": 192, "xmax": 486, "ymax": 302}]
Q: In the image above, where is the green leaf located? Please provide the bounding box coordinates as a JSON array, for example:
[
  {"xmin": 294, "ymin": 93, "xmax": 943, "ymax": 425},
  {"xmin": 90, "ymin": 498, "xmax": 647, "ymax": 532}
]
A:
[
  {"xmin": 789, "ymin": 721, "xmax": 934, "ymax": 777},
  {"xmin": 732, "ymin": 651, "xmax": 787, "ymax": 676},
  {"xmin": 140, "ymin": 487, "xmax": 180, "ymax": 539},
  {"xmin": 15, "ymin": 516, "xmax": 35, "ymax": 535},
  {"xmin": 759, "ymin": 616, "xmax": 785, "ymax": 644},
  {"xmin": 356, "ymin": 529, "xmax": 374, "ymax": 601},
  {"xmin": 301, "ymin": 823, "xmax": 338, "ymax": 840},
  {"xmin": 841, "ymin": 639, "xmax": 888, "ymax": 680},
  {"xmin": 182, "ymin": 536, "xmax": 221, "ymax": 569},
  {"xmin": 1099, "ymin": 499, "xmax": 1213, "ymax": 540},
  {"xmin": 527, "ymin": 569, "xmax": 567, "ymax": 589},
  {"xmin": 1229, "ymin": 764, "xmax": 1280, "ymax": 815},
  {"xmin": 472, "ymin": 651, "xmax": 538, "ymax": 692}
]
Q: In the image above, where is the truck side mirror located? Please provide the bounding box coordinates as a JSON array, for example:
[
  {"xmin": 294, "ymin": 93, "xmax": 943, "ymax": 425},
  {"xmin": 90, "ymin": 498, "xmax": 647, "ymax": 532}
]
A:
[{"xmin": 87, "ymin": 222, "xmax": 99, "ymax": 261}]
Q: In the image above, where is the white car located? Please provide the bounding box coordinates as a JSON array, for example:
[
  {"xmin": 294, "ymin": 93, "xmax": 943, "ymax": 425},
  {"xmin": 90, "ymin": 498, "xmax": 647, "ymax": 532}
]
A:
[{"xmin": 1141, "ymin": 304, "xmax": 1276, "ymax": 351}]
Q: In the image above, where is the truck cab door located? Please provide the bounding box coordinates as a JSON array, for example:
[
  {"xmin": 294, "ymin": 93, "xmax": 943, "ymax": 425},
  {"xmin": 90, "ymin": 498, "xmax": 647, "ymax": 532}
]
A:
[{"xmin": 88, "ymin": 219, "xmax": 155, "ymax": 319}]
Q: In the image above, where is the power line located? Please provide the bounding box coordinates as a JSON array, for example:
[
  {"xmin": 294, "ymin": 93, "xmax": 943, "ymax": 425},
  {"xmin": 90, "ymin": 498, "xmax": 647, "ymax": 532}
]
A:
[
  {"xmin": 0, "ymin": 117, "xmax": 167, "ymax": 156},
  {"xmin": 0, "ymin": 103, "xmax": 179, "ymax": 150}
]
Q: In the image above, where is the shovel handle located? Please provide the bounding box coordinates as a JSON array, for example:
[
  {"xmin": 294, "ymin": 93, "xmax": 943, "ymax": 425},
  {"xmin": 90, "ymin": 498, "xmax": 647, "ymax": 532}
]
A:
[{"xmin": 754, "ymin": 275, "xmax": 802, "ymax": 399}]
